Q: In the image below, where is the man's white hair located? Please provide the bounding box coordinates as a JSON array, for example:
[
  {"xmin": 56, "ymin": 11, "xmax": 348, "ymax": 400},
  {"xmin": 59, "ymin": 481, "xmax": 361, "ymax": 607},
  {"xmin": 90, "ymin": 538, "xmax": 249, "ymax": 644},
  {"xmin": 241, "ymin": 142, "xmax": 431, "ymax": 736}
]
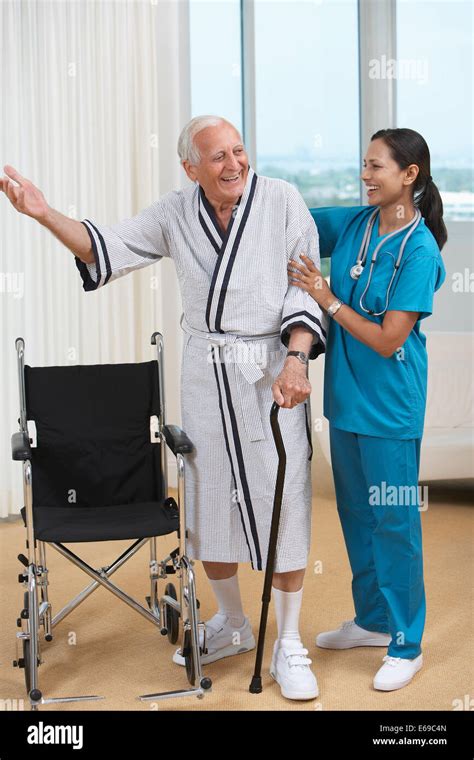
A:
[{"xmin": 177, "ymin": 115, "xmax": 237, "ymax": 165}]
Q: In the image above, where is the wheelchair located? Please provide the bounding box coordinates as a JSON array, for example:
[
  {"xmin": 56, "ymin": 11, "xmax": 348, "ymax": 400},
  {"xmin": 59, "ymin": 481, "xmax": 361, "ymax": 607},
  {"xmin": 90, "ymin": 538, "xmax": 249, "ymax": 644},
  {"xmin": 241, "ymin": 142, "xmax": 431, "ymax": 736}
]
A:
[{"xmin": 11, "ymin": 332, "xmax": 212, "ymax": 710}]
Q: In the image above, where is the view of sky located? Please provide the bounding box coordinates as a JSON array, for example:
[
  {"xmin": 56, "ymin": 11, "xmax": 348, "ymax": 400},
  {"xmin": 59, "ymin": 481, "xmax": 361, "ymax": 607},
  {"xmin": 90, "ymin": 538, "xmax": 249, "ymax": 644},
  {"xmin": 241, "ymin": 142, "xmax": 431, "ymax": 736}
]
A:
[
  {"xmin": 397, "ymin": 0, "xmax": 472, "ymax": 167},
  {"xmin": 190, "ymin": 0, "xmax": 473, "ymax": 166}
]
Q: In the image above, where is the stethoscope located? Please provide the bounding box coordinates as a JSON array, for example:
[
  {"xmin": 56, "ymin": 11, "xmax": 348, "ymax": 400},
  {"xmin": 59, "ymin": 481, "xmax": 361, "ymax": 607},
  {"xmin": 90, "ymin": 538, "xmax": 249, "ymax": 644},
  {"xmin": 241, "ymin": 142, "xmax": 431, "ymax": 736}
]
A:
[{"xmin": 350, "ymin": 208, "xmax": 422, "ymax": 316}]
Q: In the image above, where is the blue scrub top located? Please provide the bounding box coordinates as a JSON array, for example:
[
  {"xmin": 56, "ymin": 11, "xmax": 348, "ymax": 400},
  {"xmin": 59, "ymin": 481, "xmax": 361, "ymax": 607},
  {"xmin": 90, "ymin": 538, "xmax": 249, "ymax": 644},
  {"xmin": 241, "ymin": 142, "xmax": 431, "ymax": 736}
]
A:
[{"xmin": 310, "ymin": 206, "xmax": 446, "ymax": 440}]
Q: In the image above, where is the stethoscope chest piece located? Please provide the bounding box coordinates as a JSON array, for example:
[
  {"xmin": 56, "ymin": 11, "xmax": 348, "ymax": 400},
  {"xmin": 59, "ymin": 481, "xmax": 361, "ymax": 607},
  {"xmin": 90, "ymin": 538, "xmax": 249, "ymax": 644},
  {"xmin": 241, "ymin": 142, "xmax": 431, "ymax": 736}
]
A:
[
  {"xmin": 350, "ymin": 263, "xmax": 364, "ymax": 280},
  {"xmin": 349, "ymin": 208, "xmax": 422, "ymax": 316}
]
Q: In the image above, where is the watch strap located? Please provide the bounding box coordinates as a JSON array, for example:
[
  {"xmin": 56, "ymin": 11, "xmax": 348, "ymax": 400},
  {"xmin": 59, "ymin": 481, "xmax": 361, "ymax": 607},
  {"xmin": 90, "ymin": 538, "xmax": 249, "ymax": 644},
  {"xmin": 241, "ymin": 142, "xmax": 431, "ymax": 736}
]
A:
[{"xmin": 286, "ymin": 350, "xmax": 309, "ymax": 365}]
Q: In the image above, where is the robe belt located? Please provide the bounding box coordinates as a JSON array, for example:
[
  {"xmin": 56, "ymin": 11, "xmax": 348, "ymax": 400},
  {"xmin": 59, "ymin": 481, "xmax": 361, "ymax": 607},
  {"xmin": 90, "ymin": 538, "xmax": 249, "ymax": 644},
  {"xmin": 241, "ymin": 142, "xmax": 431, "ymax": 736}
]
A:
[{"xmin": 180, "ymin": 316, "xmax": 282, "ymax": 442}]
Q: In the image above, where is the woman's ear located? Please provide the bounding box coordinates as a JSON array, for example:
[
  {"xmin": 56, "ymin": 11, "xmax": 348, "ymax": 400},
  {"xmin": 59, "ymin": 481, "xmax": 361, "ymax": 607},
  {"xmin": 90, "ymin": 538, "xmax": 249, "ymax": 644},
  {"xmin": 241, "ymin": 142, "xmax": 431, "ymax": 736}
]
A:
[{"xmin": 404, "ymin": 163, "xmax": 419, "ymax": 187}]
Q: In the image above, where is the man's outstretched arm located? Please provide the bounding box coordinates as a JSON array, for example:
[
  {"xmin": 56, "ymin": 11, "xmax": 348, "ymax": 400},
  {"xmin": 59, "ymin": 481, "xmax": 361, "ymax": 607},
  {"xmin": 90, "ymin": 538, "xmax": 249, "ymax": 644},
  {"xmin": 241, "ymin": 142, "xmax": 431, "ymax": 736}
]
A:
[{"xmin": 1, "ymin": 164, "xmax": 93, "ymax": 263}]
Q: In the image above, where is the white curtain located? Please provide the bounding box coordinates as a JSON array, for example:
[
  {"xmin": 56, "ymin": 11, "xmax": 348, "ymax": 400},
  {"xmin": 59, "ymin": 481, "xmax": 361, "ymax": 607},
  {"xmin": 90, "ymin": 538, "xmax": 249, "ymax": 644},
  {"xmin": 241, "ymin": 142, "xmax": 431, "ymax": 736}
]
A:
[{"xmin": 0, "ymin": 0, "xmax": 191, "ymax": 517}]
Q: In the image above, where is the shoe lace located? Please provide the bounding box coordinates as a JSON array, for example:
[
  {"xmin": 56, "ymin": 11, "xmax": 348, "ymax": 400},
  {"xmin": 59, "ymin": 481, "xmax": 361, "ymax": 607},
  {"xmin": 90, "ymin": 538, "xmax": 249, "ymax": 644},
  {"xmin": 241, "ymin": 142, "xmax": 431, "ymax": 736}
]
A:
[{"xmin": 382, "ymin": 656, "xmax": 402, "ymax": 667}]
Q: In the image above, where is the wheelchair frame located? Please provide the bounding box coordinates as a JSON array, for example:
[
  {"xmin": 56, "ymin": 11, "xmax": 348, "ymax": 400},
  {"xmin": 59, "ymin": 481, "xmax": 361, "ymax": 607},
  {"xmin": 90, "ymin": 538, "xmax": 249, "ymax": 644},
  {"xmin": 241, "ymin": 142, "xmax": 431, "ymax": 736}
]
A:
[{"xmin": 11, "ymin": 333, "xmax": 212, "ymax": 710}]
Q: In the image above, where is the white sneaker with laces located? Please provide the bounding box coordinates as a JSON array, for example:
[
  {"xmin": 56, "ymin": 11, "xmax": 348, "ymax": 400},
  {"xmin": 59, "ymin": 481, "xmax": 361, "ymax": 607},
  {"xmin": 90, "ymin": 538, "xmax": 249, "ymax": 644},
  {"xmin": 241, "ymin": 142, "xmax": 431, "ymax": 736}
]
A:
[
  {"xmin": 172, "ymin": 612, "xmax": 255, "ymax": 666},
  {"xmin": 373, "ymin": 654, "xmax": 423, "ymax": 691},
  {"xmin": 316, "ymin": 620, "xmax": 391, "ymax": 649},
  {"xmin": 270, "ymin": 638, "xmax": 319, "ymax": 700}
]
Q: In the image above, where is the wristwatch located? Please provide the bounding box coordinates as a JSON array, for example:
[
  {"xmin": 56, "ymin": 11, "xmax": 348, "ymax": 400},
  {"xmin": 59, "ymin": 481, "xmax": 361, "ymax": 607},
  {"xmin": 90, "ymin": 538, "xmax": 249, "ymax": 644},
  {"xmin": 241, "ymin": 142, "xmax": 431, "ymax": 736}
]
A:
[
  {"xmin": 327, "ymin": 298, "xmax": 343, "ymax": 317},
  {"xmin": 286, "ymin": 350, "xmax": 309, "ymax": 366}
]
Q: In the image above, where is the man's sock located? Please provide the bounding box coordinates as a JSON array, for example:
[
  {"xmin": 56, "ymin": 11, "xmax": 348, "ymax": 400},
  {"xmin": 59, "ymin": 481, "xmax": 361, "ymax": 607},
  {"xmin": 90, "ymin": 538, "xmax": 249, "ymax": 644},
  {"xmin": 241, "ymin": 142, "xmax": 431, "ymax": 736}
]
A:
[
  {"xmin": 209, "ymin": 573, "xmax": 246, "ymax": 628},
  {"xmin": 272, "ymin": 586, "xmax": 304, "ymax": 642}
]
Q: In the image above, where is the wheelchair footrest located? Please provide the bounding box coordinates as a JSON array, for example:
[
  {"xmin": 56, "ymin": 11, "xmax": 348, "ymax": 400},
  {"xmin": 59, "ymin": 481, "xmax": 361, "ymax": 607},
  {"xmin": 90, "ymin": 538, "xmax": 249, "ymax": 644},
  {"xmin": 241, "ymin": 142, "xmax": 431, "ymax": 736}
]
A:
[
  {"xmin": 39, "ymin": 695, "xmax": 106, "ymax": 706},
  {"xmin": 138, "ymin": 686, "xmax": 208, "ymax": 701},
  {"xmin": 13, "ymin": 657, "xmax": 40, "ymax": 669}
]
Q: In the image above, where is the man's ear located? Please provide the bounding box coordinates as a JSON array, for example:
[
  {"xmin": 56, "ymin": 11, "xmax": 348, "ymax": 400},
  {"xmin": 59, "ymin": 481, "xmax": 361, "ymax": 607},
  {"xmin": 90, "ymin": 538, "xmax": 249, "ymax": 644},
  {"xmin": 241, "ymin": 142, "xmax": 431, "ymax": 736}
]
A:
[{"xmin": 182, "ymin": 160, "xmax": 198, "ymax": 182}]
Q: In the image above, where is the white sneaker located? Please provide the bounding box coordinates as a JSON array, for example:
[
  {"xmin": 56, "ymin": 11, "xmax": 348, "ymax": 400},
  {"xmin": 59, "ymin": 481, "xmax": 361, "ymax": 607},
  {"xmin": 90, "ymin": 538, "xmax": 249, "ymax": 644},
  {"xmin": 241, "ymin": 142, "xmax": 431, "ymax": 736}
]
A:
[
  {"xmin": 270, "ymin": 639, "xmax": 319, "ymax": 700},
  {"xmin": 316, "ymin": 620, "xmax": 391, "ymax": 649},
  {"xmin": 172, "ymin": 613, "xmax": 255, "ymax": 666},
  {"xmin": 373, "ymin": 654, "xmax": 423, "ymax": 691}
]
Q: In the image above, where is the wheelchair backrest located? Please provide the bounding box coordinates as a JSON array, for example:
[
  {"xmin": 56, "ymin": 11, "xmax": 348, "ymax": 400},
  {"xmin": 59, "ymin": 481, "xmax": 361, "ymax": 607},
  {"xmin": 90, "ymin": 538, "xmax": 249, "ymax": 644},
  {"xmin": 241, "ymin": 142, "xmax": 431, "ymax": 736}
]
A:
[{"xmin": 24, "ymin": 361, "xmax": 165, "ymax": 509}]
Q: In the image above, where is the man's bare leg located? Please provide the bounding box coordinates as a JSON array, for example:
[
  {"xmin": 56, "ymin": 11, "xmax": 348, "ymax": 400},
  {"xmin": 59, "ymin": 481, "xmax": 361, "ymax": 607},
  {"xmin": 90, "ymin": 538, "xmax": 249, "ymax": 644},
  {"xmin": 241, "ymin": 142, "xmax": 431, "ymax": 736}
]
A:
[
  {"xmin": 273, "ymin": 568, "xmax": 305, "ymax": 591},
  {"xmin": 203, "ymin": 561, "xmax": 238, "ymax": 579},
  {"xmin": 203, "ymin": 562, "xmax": 305, "ymax": 591}
]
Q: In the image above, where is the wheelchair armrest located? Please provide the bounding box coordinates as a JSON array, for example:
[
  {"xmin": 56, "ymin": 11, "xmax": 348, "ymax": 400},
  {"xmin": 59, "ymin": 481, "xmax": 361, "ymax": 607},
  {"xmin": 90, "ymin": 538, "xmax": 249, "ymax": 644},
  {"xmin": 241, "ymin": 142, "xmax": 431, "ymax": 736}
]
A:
[
  {"xmin": 163, "ymin": 425, "xmax": 194, "ymax": 455},
  {"xmin": 11, "ymin": 431, "xmax": 32, "ymax": 461}
]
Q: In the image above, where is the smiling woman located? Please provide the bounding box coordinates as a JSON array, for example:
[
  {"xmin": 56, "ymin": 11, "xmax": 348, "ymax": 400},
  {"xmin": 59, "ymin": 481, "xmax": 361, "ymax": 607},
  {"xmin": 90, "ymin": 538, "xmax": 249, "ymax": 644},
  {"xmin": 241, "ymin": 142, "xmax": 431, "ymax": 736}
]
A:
[
  {"xmin": 365, "ymin": 129, "xmax": 447, "ymax": 248},
  {"xmin": 288, "ymin": 127, "xmax": 447, "ymax": 693}
]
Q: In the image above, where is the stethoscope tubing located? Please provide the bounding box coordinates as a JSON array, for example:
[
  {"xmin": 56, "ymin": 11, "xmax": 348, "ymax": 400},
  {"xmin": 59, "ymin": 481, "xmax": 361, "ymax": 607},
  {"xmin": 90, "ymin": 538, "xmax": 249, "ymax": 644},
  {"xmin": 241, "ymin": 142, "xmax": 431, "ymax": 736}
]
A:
[{"xmin": 351, "ymin": 208, "xmax": 422, "ymax": 316}]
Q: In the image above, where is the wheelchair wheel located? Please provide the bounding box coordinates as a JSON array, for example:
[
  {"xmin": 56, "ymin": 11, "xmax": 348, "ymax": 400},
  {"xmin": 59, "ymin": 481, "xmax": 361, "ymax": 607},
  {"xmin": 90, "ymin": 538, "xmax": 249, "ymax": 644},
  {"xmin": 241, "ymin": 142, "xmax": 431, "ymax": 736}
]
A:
[
  {"xmin": 20, "ymin": 591, "xmax": 39, "ymax": 694},
  {"xmin": 164, "ymin": 583, "xmax": 179, "ymax": 645},
  {"xmin": 22, "ymin": 638, "xmax": 31, "ymax": 693},
  {"xmin": 21, "ymin": 592, "xmax": 31, "ymax": 693},
  {"xmin": 183, "ymin": 629, "xmax": 195, "ymax": 686}
]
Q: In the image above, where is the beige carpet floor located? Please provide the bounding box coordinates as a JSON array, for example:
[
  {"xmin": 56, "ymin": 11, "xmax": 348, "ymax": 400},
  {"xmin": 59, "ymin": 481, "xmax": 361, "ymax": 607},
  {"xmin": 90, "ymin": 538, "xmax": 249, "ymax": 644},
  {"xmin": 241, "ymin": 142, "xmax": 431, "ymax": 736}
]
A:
[{"xmin": 1, "ymin": 482, "xmax": 472, "ymax": 712}]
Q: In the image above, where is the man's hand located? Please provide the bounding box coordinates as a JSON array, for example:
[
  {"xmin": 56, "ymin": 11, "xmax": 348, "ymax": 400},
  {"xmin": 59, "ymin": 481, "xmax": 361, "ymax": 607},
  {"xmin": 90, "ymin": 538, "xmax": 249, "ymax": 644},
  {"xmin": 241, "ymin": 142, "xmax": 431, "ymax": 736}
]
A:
[
  {"xmin": 1, "ymin": 164, "xmax": 93, "ymax": 261},
  {"xmin": 1, "ymin": 165, "xmax": 50, "ymax": 221},
  {"xmin": 272, "ymin": 358, "xmax": 312, "ymax": 409}
]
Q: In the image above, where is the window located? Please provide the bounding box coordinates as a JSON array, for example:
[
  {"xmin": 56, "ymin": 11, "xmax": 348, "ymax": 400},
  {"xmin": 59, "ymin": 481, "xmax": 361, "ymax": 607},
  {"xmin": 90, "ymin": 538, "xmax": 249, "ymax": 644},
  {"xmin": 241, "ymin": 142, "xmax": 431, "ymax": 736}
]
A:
[
  {"xmin": 254, "ymin": 0, "xmax": 360, "ymax": 209},
  {"xmin": 189, "ymin": 0, "xmax": 243, "ymax": 133},
  {"xmin": 397, "ymin": 0, "xmax": 473, "ymax": 221},
  {"xmin": 397, "ymin": 0, "xmax": 473, "ymax": 332}
]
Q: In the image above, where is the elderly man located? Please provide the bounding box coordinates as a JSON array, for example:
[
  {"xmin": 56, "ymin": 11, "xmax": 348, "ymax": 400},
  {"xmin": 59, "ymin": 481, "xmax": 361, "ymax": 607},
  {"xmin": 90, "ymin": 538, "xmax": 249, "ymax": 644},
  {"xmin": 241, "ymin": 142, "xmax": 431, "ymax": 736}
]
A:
[{"xmin": 1, "ymin": 116, "xmax": 327, "ymax": 700}]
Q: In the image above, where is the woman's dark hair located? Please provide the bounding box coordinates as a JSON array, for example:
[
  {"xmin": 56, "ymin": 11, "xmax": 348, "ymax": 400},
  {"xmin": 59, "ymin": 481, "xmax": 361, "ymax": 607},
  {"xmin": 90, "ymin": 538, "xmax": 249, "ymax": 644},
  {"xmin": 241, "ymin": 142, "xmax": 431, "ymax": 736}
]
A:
[{"xmin": 371, "ymin": 128, "xmax": 448, "ymax": 250}]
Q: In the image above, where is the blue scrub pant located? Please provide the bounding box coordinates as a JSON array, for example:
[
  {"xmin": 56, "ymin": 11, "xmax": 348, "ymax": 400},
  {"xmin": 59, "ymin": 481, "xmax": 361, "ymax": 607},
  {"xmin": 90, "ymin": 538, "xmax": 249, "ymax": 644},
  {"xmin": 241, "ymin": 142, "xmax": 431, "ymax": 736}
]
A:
[{"xmin": 329, "ymin": 425, "xmax": 426, "ymax": 659}]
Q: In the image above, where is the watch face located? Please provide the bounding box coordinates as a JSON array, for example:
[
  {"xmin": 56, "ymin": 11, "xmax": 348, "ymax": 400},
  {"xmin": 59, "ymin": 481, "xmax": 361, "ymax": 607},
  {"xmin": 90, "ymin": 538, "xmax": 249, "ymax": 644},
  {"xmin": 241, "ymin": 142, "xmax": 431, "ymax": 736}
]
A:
[{"xmin": 288, "ymin": 351, "xmax": 308, "ymax": 363}]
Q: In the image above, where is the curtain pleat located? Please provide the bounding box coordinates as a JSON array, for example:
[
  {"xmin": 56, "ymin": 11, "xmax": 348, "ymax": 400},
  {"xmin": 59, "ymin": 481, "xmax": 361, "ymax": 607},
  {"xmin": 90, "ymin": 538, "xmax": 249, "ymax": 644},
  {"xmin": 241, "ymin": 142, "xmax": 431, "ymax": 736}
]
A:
[{"xmin": 1, "ymin": 0, "xmax": 190, "ymax": 516}]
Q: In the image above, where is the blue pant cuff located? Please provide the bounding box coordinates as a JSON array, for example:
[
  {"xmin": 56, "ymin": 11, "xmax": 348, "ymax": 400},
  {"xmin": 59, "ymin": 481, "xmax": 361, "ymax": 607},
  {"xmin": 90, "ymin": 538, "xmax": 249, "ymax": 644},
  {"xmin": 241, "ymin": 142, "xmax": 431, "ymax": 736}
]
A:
[
  {"xmin": 387, "ymin": 647, "xmax": 422, "ymax": 659},
  {"xmin": 354, "ymin": 616, "xmax": 390, "ymax": 635}
]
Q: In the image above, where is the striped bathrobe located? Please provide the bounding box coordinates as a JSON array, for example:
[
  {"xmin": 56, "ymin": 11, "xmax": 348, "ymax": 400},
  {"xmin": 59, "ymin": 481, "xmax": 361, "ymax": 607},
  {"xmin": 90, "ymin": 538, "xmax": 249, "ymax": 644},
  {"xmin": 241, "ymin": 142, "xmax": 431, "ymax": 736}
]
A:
[{"xmin": 75, "ymin": 167, "xmax": 327, "ymax": 572}]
